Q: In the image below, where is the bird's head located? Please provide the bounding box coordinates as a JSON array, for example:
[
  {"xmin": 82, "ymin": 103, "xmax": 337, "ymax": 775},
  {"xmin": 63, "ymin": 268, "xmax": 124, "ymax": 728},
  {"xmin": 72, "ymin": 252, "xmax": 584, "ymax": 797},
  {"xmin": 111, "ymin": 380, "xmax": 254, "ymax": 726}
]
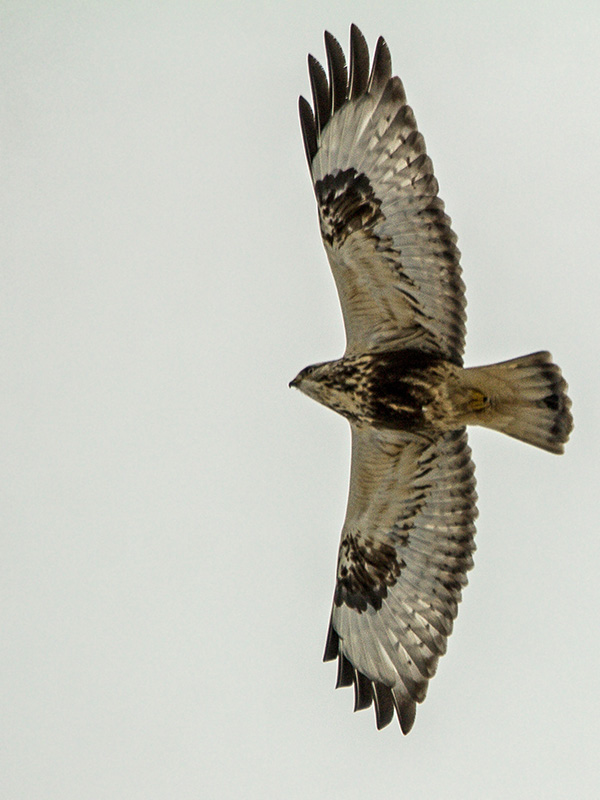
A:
[
  {"xmin": 289, "ymin": 361, "xmax": 330, "ymax": 399},
  {"xmin": 289, "ymin": 358, "xmax": 366, "ymax": 419}
]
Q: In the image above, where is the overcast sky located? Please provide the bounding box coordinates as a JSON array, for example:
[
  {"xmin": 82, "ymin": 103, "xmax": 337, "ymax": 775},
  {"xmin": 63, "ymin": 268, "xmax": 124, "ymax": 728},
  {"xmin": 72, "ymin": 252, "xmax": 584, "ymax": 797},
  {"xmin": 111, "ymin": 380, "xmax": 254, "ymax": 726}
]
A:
[{"xmin": 2, "ymin": 2, "xmax": 599, "ymax": 798}]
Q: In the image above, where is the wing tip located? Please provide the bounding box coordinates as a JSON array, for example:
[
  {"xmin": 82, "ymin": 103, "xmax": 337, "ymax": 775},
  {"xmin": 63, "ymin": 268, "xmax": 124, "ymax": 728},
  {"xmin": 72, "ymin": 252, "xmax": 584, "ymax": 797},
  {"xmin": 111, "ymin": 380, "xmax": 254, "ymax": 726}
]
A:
[
  {"xmin": 335, "ymin": 654, "xmax": 354, "ymax": 688},
  {"xmin": 307, "ymin": 52, "xmax": 330, "ymax": 136},
  {"xmin": 325, "ymin": 624, "xmax": 420, "ymax": 733},
  {"xmin": 394, "ymin": 694, "xmax": 417, "ymax": 735},
  {"xmin": 301, "ymin": 25, "xmax": 395, "ymax": 148},
  {"xmin": 323, "ymin": 618, "xmax": 339, "ymax": 661},
  {"xmin": 367, "ymin": 35, "xmax": 392, "ymax": 93},
  {"xmin": 373, "ymin": 683, "xmax": 395, "ymax": 729},
  {"xmin": 349, "ymin": 23, "xmax": 370, "ymax": 100},
  {"xmin": 298, "ymin": 94, "xmax": 317, "ymax": 165},
  {"xmin": 324, "ymin": 29, "xmax": 348, "ymax": 114},
  {"xmin": 353, "ymin": 668, "xmax": 374, "ymax": 711}
]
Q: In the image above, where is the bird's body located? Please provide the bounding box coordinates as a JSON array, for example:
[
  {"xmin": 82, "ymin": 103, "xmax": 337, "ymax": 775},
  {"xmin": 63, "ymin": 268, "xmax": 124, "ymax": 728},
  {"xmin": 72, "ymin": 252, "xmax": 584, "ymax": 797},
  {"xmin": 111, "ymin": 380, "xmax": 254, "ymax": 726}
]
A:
[
  {"xmin": 292, "ymin": 350, "xmax": 452, "ymax": 430},
  {"xmin": 291, "ymin": 26, "xmax": 572, "ymax": 733},
  {"xmin": 292, "ymin": 348, "xmax": 570, "ymax": 450}
]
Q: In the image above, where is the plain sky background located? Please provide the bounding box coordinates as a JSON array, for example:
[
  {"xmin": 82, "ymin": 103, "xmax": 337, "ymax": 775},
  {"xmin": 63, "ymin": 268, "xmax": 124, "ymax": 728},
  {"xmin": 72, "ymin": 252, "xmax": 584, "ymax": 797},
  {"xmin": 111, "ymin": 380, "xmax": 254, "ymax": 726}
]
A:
[{"xmin": 2, "ymin": 2, "xmax": 599, "ymax": 798}]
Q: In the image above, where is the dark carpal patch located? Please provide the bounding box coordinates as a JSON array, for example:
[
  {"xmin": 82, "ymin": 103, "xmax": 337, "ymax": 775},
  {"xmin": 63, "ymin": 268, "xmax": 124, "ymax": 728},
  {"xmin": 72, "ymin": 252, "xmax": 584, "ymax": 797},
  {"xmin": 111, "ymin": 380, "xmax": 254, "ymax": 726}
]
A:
[
  {"xmin": 315, "ymin": 169, "xmax": 385, "ymax": 248},
  {"xmin": 335, "ymin": 533, "xmax": 405, "ymax": 612}
]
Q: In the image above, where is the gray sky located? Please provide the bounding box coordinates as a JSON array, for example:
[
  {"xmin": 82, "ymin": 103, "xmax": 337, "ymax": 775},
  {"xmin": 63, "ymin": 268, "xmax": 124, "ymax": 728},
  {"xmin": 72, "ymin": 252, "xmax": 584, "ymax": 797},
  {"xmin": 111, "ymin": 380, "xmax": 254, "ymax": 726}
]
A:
[{"xmin": 2, "ymin": 2, "xmax": 599, "ymax": 798}]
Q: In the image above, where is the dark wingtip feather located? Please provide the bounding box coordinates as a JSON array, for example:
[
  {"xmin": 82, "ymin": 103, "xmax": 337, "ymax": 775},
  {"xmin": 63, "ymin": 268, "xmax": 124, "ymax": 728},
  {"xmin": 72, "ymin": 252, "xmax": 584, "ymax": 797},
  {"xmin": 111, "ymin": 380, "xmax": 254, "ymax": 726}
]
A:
[
  {"xmin": 298, "ymin": 95, "xmax": 317, "ymax": 165},
  {"xmin": 335, "ymin": 654, "xmax": 354, "ymax": 688},
  {"xmin": 395, "ymin": 696, "xmax": 417, "ymax": 735},
  {"xmin": 324, "ymin": 31, "xmax": 348, "ymax": 113},
  {"xmin": 367, "ymin": 35, "xmax": 392, "ymax": 94},
  {"xmin": 373, "ymin": 684, "xmax": 395, "ymax": 729},
  {"xmin": 308, "ymin": 54, "xmax": 330, "ymax": 135},
  {"xmin": 353, "ymin": 669, "xmax": 374, "ymax": 711},
  {"xmin": 349, "ymin": 24, "xmax": 370, "ymax": 100},
  {"xmin": 302, "ymin": 27, "xmax": 392, "ymax": 152},
  {"xmin": 323, "ymin": 621, "xmax": 339, "ymax": 662}
]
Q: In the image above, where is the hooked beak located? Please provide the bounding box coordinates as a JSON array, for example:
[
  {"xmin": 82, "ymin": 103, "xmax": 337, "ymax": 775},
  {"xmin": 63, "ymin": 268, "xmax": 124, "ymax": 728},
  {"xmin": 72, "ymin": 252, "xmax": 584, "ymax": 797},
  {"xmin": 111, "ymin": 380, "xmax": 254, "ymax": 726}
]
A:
[{"xmin": 289, "ymin": 374, "xmax": 301, "ymax": 389}]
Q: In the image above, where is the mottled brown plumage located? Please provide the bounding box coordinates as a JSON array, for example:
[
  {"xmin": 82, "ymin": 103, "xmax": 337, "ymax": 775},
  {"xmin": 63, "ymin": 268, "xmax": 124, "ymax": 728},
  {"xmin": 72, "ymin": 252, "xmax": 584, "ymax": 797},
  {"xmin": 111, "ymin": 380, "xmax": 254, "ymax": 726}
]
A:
[{"xmin": 291, "ymin": 25, "xmax": 573, "ymax": 734}]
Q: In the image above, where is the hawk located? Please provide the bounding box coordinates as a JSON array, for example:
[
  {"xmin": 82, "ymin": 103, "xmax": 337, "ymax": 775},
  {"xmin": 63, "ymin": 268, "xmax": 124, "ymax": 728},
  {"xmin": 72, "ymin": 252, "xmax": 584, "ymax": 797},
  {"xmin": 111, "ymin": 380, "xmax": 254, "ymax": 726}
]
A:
[{"xmin": 290, "ymin": 25, "xmax": 573, "ymax": 734}]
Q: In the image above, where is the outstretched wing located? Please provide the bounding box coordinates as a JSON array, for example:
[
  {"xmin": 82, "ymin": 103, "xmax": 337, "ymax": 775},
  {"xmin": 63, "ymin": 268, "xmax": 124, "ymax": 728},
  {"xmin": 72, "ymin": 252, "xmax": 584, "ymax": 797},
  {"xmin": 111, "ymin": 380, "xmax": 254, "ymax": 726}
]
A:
[
  {"xmin": 300, "ymin": 26, "xmax": 466, "ymax": 363},
  {"xmin": 324, "ymin": 427, "xmax": 477, "ymax": 732}
]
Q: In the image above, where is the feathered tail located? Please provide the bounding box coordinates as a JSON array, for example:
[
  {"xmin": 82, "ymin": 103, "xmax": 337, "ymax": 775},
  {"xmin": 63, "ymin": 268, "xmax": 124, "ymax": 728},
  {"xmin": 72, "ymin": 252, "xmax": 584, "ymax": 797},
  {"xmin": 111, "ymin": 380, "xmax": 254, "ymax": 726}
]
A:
[{"xmin": 464, "ymin": 351, "xmax": 573, "ymax": 454}]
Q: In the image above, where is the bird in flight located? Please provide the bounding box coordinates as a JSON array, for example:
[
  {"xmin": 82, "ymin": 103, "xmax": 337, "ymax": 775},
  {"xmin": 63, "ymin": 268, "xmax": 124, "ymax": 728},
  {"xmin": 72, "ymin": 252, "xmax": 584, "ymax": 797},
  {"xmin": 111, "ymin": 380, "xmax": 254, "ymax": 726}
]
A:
[{"xmin": 290, "ymin": 25, "xmax": 573, "ymax": 734}]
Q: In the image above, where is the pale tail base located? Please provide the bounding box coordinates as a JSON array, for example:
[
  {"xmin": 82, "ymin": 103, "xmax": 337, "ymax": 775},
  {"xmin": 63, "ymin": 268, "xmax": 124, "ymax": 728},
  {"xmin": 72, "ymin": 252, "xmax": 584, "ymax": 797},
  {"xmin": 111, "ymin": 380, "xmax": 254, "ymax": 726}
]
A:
[{"xmin": 463, "ymin": 351, "xmax": 573, "ymax": 454}]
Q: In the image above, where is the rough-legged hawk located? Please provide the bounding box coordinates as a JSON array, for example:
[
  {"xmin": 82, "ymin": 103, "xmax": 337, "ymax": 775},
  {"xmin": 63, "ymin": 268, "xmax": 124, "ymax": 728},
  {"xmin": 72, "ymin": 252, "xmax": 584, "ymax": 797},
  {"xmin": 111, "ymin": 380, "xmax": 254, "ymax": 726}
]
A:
[{"xmin": 290, "ymin": 25, "xmax": 573, "ymax": 734}]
